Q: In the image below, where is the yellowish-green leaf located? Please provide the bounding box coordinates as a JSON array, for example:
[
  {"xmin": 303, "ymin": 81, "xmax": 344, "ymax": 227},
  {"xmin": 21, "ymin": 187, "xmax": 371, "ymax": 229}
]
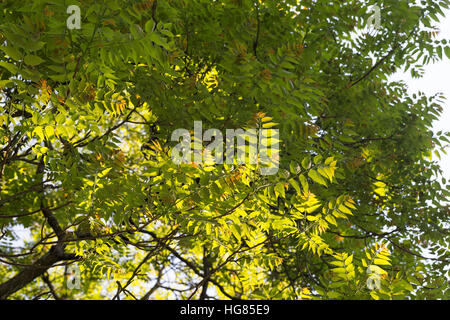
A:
[
  {"xmin": 274, "ymin": 182, "xmax": 285, "ymax": 198},
  {"xmin": 308, "ymin": 169, "xmax": 327, "ymax": 186},
  {"xmin": 299, "ymin": 174, "xmax": 309, "ymax": 193}
]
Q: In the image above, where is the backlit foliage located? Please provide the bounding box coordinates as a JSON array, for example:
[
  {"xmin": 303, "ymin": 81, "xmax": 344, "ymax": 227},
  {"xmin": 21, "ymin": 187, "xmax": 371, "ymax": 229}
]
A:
[{"xmin": 0, "ymin": 0, "xmax": 449, "ymax": 300}]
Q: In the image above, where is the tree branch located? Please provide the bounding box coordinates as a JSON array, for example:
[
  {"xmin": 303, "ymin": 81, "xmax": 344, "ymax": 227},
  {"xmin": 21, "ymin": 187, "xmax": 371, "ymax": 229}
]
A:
[{"xmin": 0, "ymin": 245, "xmax": 78, "ymax": 299}]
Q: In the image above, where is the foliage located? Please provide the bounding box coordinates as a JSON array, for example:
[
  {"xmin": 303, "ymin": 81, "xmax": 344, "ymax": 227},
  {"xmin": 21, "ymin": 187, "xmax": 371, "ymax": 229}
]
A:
[{"xmin": 0, "ymin": 0, "xmax": 449, "ymax": 300}]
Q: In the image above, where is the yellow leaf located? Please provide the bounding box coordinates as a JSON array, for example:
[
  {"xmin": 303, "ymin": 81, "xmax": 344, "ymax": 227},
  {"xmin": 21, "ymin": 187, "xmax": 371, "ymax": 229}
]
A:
[
  {"xmin": 325, "ymin": 214, "xmax": 337, "ymax": 226},
  {"xmin": 374, "ymin": 258, "xmax": 391, "ymax": 266},
  {"xmin": 344, "ymin": 254, "xmax": 353, "ymax": 266},
  {"xmin": 338, "ymin": 204, "xmax": 353, "ymax": 215},
  {"xmin": 374, "ymin": 187, "xmax": 386, "ymax": 197},
  {"xmin": 45, "ymin": 125, "xmax": 54, "ymax": 138},
  {"xmin": 34, "ymin": 126, "xmax": 45, "ymax": 141},
  {"xmin": 262, "ymin": 122, "xmax": 278, "ymax": 128}
]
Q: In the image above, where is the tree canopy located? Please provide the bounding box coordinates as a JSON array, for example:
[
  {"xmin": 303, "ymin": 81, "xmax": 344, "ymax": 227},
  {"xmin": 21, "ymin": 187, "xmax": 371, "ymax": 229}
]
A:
[{"xmin": 0, "ymin": 0, "xmax": 449, "ymax": 300}]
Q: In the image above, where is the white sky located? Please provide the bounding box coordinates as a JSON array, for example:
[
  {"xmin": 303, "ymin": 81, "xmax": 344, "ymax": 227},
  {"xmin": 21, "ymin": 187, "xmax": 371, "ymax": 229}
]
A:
[{"xmin": 390, "ymin": 10, "xmax": 450, "ymax": 181}]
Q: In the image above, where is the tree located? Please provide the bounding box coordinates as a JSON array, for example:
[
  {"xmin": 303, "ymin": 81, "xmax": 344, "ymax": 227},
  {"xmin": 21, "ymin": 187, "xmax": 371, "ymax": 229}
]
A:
[{"xmin": 0, "ymin": 0, "xmax": 449, "ymax": 300}]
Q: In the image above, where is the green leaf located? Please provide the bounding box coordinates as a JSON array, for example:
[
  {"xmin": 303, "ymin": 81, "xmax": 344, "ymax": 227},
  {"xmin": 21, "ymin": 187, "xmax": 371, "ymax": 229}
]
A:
[
  {"xmin": 0, "ymin": 61, "xmax": 19, "ymax": 74},
  {"xmin": 24, "ymin": 54, "xmax": 45, "ymax": 66},
  {"xmin": 145, "ymin": 19, "xmax": 156, "ymax": 33},
  {"xmin": 444, "ymin": 46, "xmax": 450, "ymax": 59},
  {"xmin": 301, "ymin": 157, "xmax": 310, "ymax": 169},
  {"xmin": 0, "ymin": 80, "xmax": 14, "ymax": 87},
  {"xmin": 289, "ymin": 178, "xmax": 301, "ymax": 194},
  {"xmin": 230, "ymin": 224, "xmax": 242, "ymax": 242},
  {"xmin": 1, "ymin": 45, "xmax": 22, "ymax": 61}
]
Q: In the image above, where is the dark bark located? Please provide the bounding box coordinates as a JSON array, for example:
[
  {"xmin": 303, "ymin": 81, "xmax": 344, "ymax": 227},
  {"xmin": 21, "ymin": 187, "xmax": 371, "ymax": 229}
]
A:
[{"xmin": 0, "ymin": 245, "xmax": 77, "ymax": 300}]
